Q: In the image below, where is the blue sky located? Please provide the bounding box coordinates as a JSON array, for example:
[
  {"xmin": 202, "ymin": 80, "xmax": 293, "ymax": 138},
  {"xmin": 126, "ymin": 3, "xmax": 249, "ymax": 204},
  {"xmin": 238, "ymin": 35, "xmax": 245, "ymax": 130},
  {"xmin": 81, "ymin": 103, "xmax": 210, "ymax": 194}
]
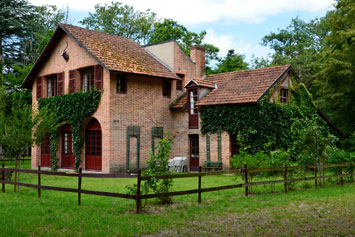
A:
[{"xmin": 30, "ymin": 0, "xmax": 335, "ymax": 63}]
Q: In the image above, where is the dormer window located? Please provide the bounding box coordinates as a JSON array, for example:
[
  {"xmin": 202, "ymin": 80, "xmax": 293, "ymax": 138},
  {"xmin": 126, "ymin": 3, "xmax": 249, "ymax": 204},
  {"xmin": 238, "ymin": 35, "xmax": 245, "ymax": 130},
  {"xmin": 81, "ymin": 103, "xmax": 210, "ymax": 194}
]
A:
[
  {"xmin": 47, "ymin": 75, "xmax": 57, "ymax": 97},
  {"xmin": 280, "ymin": 88, "xmax": 289, "ymax": 104},
  {"xmin": 190, "ymin": 89, "xmax": 198, "ymax": 114},
  {"xmin": 82, "ymin": 67, "xmax": 95, "ymax": 92}
]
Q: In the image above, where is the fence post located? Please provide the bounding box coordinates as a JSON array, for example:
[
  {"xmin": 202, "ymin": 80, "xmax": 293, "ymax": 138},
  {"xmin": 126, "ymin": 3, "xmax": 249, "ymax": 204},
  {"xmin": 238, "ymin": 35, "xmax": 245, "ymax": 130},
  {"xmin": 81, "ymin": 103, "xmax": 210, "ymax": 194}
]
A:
[
  {"xmin": 284, "ymin": 165, "xmax": 288, "ymax": 193},
  {"xmin": 244, "ymin": 164, "xmax": 248, "ymax": 197},
  {"xmin": 351, "ymin": 163, "xmax": 354, "ymax": 183},
  {"xmin": 136, "ymin": 170, "xmax": 141, "ymax": 214},
  {"xmin": 198, "ymin": 166, "xmax": 202, "ymax": 203},
  {"xmin": 340, "ymin": 167, "xmax": 344, "ymax": 187},
  {"xmin": 38, "ymin": 166, "xmax": 41, "ymax": 198},
  {"xmin": 2, "ymin": 163, "xmax": 5, "ymax": 193},
  {"xmin": 314, "ymin": 165, "xmax": 318, "ymax": 188},
  {"xmin": 78, "ymin": 168, "xmax": 82, "ymax": 206}
]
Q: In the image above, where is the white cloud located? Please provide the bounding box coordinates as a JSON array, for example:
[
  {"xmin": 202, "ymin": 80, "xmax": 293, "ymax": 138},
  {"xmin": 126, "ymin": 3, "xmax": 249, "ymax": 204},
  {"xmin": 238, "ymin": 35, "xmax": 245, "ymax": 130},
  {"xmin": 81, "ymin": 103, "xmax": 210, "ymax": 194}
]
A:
[
  {"xmin": 203, "ymin": 29, "xmax": 272, "ymax": 61},
  {"xmin": 30, "ymin": 0, "xmax": 335, "ymax": 25}
]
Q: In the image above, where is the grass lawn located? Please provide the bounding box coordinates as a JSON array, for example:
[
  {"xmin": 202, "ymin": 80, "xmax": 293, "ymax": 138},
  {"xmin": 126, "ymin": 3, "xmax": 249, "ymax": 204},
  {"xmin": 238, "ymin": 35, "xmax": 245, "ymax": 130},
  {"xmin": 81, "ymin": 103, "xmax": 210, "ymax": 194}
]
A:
[{"xmin": 0, "ymin": 160, "xmax": 354, "ymax": 236}]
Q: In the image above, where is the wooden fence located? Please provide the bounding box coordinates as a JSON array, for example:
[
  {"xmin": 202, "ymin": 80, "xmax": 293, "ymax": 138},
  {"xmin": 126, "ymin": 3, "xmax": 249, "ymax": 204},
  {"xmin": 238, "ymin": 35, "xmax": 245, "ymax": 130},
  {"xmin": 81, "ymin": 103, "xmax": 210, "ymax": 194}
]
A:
[{"xmin": 0, "ymin": 163, "xmax": 354, "ymax": 214}]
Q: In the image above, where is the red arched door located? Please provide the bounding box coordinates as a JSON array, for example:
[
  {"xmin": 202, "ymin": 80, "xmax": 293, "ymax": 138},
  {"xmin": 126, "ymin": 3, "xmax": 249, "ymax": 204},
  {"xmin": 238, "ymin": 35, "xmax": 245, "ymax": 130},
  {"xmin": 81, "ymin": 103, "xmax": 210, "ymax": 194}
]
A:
[
  {"xmin": 85, "ymin": 118, "xmax": 102, "ymax": 171},
  {"xmin": 61, "ymin": 124, "xmax": 75, "ymax": 169},
  {"xmin": 41, "ymin": 135, "xmax": 51, "ymax": 167}
]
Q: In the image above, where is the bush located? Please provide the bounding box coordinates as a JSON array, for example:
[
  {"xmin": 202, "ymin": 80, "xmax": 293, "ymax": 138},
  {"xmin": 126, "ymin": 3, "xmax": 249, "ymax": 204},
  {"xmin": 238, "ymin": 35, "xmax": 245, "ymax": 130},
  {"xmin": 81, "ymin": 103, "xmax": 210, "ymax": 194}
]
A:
[{"xmin": 126, "ymin": 133, "xmax": 174, "ymax": 204}]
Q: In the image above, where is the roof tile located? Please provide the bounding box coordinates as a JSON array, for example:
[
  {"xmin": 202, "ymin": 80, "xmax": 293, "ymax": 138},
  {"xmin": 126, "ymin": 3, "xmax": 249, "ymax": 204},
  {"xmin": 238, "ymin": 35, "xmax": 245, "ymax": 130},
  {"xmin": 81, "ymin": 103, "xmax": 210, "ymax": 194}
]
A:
[{"xmin": 197, "ymin": 65, "xmax": 290, "ymax": 106}]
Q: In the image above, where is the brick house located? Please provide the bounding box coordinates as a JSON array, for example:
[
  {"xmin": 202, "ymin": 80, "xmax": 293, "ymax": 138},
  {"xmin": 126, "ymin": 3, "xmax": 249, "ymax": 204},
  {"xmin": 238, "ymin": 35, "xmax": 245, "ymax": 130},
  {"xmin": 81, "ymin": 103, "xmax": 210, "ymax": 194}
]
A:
[{"xmin": 22, "ymin": 24, "xmax": 299, "ymax": 173}]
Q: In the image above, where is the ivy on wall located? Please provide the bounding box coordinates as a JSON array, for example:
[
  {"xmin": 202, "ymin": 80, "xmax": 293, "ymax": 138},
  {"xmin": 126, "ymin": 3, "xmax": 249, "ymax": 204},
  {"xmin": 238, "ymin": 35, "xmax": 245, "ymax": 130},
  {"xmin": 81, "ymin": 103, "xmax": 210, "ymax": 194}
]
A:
[
  {"xmin": 38, "ymin": 90, "xmax": 102, "ymax": 170},
  {"xmin": 199, "ymin": 79, "xmax": 332, "ymax": 156}
]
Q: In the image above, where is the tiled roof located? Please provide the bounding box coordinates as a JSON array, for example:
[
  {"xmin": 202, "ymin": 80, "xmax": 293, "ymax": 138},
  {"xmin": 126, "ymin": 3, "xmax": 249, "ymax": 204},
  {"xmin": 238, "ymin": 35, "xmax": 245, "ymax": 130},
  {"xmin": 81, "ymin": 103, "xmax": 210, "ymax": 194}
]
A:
[
  {"xmin": 185, "ymin": 78, "xmax": 215, "ymax": 89},
  {"xmin": 170, "ymin": 92, "xmax": 187, "ymax": 109},
  {"xmin": 197, "ymin": 65, "xmax": 291, "ymax": 106},
  {"xmin": 60, "ymin": 24, "xmax": 179, "ymax": 80}
]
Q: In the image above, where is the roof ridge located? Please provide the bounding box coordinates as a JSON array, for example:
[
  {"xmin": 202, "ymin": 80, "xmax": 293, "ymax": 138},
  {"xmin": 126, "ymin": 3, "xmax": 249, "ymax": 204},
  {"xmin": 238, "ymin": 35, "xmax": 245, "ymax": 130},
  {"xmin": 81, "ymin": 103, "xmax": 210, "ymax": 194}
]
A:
[
  {"xmin": 206, "ymin": 65, "xmax": 291, "ymax": 78},
  {"xmin": 59, "ymin": 23, "xmax": 136, "ymax": 43}
]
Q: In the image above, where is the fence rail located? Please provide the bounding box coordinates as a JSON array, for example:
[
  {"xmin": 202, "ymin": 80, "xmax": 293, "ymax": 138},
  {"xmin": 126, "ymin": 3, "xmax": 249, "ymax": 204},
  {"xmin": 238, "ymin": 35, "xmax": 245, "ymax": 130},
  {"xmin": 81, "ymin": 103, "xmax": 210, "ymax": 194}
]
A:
[{"xmin": 1, "ymin": 162, "xmax": 354, "ymax": 214}]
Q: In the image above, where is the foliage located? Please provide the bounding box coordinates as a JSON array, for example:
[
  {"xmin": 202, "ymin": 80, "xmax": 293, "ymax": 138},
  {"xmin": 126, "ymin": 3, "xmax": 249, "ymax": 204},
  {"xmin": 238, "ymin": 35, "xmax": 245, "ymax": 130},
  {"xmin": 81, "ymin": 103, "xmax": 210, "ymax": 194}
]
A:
[
  {"xmin": 80, "ymin": 2, "xmax": 157, "ymax": 45},
  {"xmin": 261, "ymin": 17, "xmax": 327, "ymax": 89},
  {"xmin": 200, "ymin": 79, "xmax": 335, "ymax": 159},
  {"xmin": 290, "ymin": 117, "xmax": 337, "ymax": 165},
  {"xmin": 209, "ymin": 49, "xmax": 248, "ymax": 74},
  {"xmin": 127, "ymin": 133, "xmax": 174, "ymax": 204},
  {"xmin": 231, "ymin": 151, "xmax": 267, "ymax": 169},
  {"xmin": 314, "ymin": 0, "xmax": 355, "ymax": 135},
  {"xmin": 0, "ymin": 0, "xmax": 36, "ymax": 83},
  {"xmin": 38, "ymin": 90, "xmax": 102, "ymax": 170}
]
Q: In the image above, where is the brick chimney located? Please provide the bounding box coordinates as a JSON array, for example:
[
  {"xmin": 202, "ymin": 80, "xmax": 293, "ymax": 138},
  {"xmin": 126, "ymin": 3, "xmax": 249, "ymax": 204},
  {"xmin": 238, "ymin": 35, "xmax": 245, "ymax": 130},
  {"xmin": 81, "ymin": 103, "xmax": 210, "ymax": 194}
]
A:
[{"xmin": 190, "ymin": 45, "xmax": 205, "ymax": 79}]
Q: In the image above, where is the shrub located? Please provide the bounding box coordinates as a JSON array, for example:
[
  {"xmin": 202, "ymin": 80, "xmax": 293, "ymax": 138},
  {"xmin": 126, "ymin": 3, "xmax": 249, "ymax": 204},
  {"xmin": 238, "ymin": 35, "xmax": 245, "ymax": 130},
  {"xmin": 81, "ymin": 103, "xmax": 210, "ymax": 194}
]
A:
[{"xmin": 126, "ymin": 133, "xmax": 174, "ymax": 204}]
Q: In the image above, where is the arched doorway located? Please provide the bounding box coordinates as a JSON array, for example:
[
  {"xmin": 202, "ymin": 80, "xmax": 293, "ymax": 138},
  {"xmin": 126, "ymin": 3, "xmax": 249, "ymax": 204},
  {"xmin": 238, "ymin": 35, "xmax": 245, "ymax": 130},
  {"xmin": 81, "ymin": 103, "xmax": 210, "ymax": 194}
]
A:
[
  {"xmin": 41, "ymin": 135, "xmax": 51, "ymax": 167},
  {"xmin": 61, "ymin": 124, "xmax": 75, "ymax": 169},
  {"xmin": 85, "ymin": 118, "xmax": 102, "ymax": 171}
]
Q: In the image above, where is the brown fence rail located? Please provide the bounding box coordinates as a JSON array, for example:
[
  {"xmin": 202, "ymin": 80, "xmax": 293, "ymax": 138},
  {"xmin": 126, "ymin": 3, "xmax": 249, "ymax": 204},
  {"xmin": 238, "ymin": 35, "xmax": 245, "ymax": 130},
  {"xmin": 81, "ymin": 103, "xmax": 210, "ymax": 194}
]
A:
[{"xmin": 1, "ymin": 163, "xmax": 354, "ymax": 214}]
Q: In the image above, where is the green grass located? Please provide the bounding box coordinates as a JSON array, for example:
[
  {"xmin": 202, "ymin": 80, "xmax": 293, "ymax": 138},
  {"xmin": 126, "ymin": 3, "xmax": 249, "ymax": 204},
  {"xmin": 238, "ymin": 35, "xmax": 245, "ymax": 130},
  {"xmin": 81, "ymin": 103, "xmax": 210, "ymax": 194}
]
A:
[{"xmin": 1, "ymin": 160, "xmax": 354, "ymax": 236}]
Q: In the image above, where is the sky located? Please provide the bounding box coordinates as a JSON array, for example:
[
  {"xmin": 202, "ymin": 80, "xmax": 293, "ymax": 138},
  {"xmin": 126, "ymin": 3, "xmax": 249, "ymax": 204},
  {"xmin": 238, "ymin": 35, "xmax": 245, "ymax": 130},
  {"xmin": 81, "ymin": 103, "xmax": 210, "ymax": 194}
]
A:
[{"xmin": 30, "ymin": 0, "xmax": 335, "ymax": 63}]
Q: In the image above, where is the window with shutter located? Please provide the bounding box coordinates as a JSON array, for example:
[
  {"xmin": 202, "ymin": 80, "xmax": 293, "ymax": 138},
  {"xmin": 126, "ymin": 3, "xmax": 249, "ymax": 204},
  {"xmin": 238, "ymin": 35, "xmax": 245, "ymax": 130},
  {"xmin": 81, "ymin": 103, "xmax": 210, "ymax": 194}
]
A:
[
  {"xmin": 69, "ymin": 70, "xmax": 76, "ymax": 94},
  {"xmin": 94, "ymin": 65, "xmax": 103, "ymax": 91},
  {"xmin": 81, "ymin": 67, "xmax": 94, "ymax": 92},
  {"xmin": 57, "ymin": 72, "xmax": 64, "ymax": 95},
  {"xmin": 47, "ymin": 75, "xmax": 57, "ymax": 97},
  {"xmin": 36, "ymin": 77, "xmax": 42, "ymax": 100}
]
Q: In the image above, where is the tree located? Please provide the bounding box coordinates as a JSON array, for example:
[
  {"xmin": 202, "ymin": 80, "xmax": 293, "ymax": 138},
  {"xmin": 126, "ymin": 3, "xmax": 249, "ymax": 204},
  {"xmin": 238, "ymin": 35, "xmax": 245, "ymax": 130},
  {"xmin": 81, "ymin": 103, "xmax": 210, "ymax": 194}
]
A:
[
  {"xmin": 211, "ymin": 49, "xmax": 248, "ymax": 74},
  {"xmin": 314, "ymin": 0, "xmax": 355, "ymax": 135},
  {"xmin": 261, "ymin": 17, "xmax": 328, "ymax": 89},
  {"xmin": 80, "ymin": 2, "xmax": 158, "ymax": 45},
  {"xmin": 0, "ymin": 88, "xmax": 59, "ymax": 191},
  {"xmin": 0, "ymin": 0, "xmax": 37, "ymax": 85}
]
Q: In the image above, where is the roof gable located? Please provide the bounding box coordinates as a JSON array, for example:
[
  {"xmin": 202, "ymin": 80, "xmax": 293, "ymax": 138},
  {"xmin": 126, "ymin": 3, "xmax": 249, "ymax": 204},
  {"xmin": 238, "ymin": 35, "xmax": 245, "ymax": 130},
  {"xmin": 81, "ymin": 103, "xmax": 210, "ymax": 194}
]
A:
[
  {"xmin": 185, "ymin": 78, "xmax": 215, "ymax": 89},
  {"xmin": 22, "ymin": 24, "xmax": 179, "ymax": 88},
  {"xmin": 197, "ymin": 65, "xmax": 292, "ymax": 106}
]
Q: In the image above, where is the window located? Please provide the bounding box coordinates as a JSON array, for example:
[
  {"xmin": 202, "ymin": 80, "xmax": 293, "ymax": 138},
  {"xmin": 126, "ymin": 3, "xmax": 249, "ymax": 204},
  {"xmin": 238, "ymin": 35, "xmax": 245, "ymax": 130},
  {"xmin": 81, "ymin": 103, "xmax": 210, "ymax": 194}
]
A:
[
  {"xmin": 176, "ymin": 74, "xmax": 184, "ymax": 91},
  {"xmin": 85, "ymin": 130, "xmax": 101, "ymax": 156},
  {"xmin": 189, "ymin": 89, "xmax": 198, "ymax": 114},
  {"xmin": 82, "ymin": 67, "xmax": 95, "ymax": 92},
  {"xmin": 176, "ymin": 80, "xmax": 182, "ymax": 91},
  {"xmin": 47, "ymin": 75, "xmax": 57, "ymax": 97},
  {"xmin": 117, "ymin": 74, "xmax": 127, "ymax": 94},
  {"xmin": 41, "ymin": 135, "xmax": 51, "ymax": 155},
  {"xmin": 162, "ymin": 79, "xmax": 171, "ymax": 98},
  {"xmin": 280, "ymin": 88, "xmax": 289, "ymax": 104},
  {"xmin": 190, "ymin": 134, "xmax": 199, "ymax": 157},
  {"xmin": 63, "ymin": 132, "xmax": 71, "ymax": 155}
]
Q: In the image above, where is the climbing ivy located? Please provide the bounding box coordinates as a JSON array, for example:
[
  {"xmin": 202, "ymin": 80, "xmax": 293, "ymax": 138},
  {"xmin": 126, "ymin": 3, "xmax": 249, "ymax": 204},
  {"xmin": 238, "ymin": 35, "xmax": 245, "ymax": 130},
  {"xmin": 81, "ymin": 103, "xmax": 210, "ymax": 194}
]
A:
[
  {"xmin": 199, "ymin": 80, "xmax": 333, "ymax": 157},
  {"xmin": 38, "ymin": 90, "xmax": 102, "ymax": 170}
]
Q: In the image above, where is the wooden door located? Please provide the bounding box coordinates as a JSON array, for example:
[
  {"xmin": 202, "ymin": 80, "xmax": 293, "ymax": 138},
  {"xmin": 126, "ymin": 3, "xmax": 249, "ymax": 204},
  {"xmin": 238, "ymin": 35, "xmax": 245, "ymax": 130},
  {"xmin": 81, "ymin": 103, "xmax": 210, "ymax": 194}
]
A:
[
  {"xmin": 85, "ymin": 119, "xmax": 102, "ymax": 171},
  {"xmin": 41, "ymin": 135, "xmax": 51, "ymax": 167},
  {"xmin": 61, "ymin": 124, "xmax": 75, "ymax": 169},
  {"xmin": 189, "ymin": 134, "xmax": 199, "ymax": 171}
]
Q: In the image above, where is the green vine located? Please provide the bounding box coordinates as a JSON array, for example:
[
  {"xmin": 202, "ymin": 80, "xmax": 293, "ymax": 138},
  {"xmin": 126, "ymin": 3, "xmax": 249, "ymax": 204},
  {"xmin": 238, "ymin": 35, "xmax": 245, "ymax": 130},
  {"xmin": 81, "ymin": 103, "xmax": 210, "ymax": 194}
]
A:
[
  {"xmin": 38, "ymin": 90, "xmax": 102, "ymax": 170},
  {"xmin": 199, "ymin": 81, "xmax": 335, "ymax": 157}
]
